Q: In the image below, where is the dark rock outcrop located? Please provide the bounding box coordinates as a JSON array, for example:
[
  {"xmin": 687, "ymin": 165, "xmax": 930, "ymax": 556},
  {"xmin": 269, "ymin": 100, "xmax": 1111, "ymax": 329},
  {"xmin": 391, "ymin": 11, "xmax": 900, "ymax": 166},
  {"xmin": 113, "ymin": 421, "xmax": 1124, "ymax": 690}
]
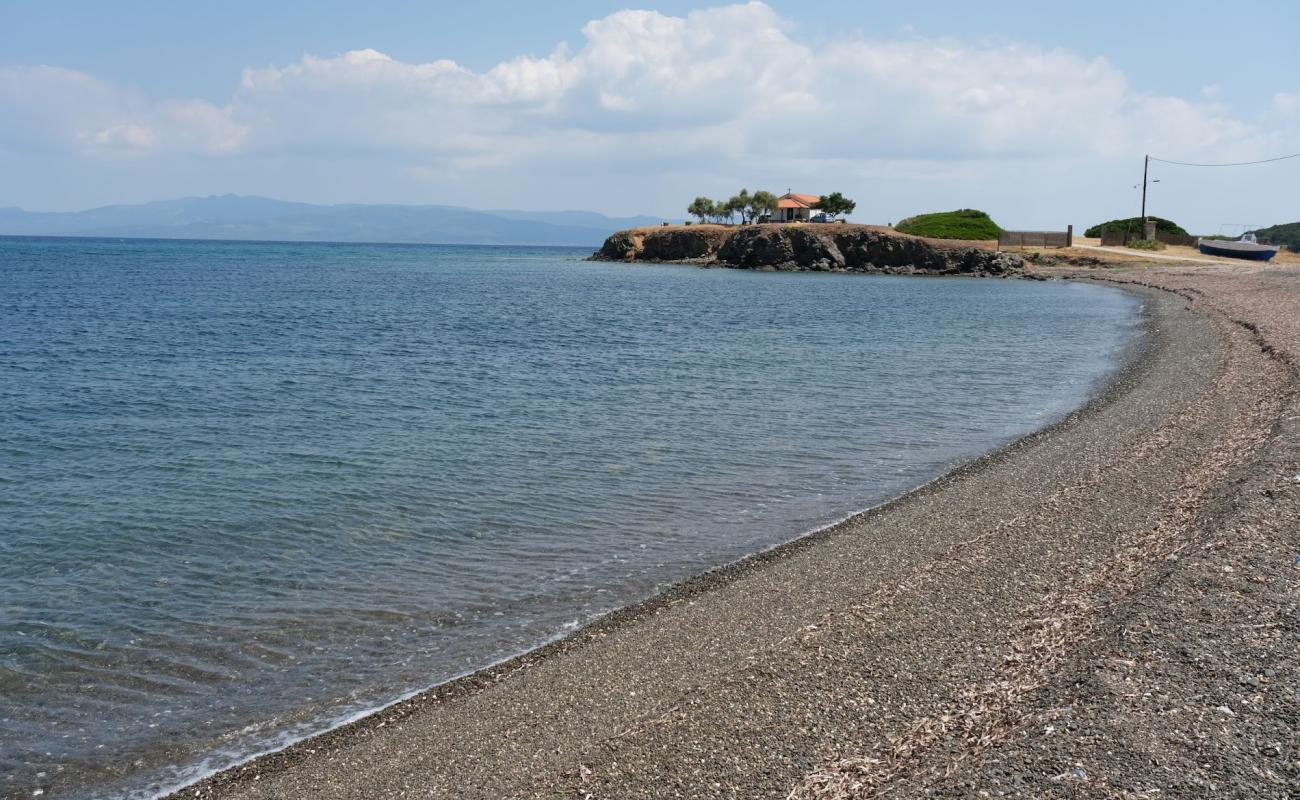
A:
[
  {"xmin": 640, "ymin": 228, "xmax": 724, "ymax": 261},
  {"xmin": 716, "ymin": 227, "xmax": 794, "ymax": 269},
  {"xmin": 595, "ymin": 231, "xmax": 640, "ymax": 261},
  {"xmin": 715, "ymin": 226, "xmax": 847, "ymax": 271},
  {"xmin": 791, "ymin": 228, "xmax": 847, "ymax": 271},
  {"xmin": 830, "ymin": 229, "xmax": 1023, "ymax": 276},
  {"xmin": 593, "ymin": 224, "xmax": 1025, "ymax": 277}
]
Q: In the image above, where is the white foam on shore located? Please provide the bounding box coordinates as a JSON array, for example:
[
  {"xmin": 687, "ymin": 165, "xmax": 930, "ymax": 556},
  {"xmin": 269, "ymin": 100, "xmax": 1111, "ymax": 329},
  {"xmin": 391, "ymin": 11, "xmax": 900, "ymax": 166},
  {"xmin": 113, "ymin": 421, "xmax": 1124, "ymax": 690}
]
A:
[{"xmin": 143, "ymin": 461, "xmax": 1034, "ymax": 799}]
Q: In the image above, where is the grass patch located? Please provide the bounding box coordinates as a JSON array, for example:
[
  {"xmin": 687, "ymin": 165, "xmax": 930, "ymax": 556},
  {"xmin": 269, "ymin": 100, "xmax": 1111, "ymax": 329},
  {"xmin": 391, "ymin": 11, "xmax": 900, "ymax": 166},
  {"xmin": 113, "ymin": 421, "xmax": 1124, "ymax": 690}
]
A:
[
  {"xmin": 895, "ymin": 209, "xmax": 1002, "ymax": 240},
  {"xmin": 1127, "ymin": 239, "xmax": 1166, "ymax": 251}
]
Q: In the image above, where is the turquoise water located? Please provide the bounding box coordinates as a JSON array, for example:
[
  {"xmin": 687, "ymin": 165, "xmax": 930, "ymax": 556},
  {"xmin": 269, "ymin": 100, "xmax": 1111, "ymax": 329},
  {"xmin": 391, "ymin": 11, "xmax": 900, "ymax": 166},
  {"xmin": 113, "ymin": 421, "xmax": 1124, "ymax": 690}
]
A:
[{"xmin": 0, "ymin": 237, "xmax": 1141, "ymax": 799}]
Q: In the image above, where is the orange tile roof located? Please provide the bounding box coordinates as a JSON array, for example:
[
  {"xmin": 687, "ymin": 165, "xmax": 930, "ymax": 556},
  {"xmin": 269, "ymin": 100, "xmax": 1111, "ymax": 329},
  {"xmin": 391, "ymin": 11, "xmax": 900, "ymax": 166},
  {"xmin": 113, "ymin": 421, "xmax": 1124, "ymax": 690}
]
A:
[{"xmin": 776, "ymin": 192, "xmax": 820, "ymax": 209}]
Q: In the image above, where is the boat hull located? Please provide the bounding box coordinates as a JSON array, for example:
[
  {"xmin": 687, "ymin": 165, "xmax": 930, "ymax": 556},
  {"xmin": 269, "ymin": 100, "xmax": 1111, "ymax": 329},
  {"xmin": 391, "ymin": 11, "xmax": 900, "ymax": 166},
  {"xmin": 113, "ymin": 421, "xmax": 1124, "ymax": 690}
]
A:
[{"xmin": 1197, "ymin": 240, "xmax": 1278, "ymax": 261}]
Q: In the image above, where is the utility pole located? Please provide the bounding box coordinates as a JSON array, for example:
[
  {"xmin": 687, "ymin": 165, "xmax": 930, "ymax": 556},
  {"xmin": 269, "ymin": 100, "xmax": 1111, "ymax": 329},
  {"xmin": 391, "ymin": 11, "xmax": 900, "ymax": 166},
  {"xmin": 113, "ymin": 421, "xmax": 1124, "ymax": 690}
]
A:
[{"xmin": 1140, "ymin": 153, "xmax": 1149, "ymax": 223}]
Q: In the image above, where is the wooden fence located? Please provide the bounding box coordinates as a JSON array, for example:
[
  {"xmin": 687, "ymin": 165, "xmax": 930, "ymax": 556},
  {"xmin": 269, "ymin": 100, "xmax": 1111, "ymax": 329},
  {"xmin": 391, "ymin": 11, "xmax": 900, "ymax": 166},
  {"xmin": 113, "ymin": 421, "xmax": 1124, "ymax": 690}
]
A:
[
  {"xmin": 998, "ymin": 225, "xmax": 1073, "ymax": 249},
  {"xmin": 1156, "ymin": 232, "xmax": 1198, "ymax": 247}
]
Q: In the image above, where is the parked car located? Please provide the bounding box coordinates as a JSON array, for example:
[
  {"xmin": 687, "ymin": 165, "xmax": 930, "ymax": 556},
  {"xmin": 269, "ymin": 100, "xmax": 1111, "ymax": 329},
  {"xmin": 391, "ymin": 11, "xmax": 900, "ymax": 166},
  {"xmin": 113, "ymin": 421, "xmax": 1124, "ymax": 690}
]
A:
[{"xmin": 811, "ymin": 213, "xmax": 833, "ymax": 223}]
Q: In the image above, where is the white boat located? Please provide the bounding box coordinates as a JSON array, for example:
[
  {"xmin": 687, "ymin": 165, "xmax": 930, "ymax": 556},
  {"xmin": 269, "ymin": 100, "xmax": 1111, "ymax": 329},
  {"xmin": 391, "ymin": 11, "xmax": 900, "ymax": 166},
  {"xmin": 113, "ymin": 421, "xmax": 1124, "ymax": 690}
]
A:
[{"xmin": 1196, "ymin": 233, "xmax": 1278, "ymax": 261}]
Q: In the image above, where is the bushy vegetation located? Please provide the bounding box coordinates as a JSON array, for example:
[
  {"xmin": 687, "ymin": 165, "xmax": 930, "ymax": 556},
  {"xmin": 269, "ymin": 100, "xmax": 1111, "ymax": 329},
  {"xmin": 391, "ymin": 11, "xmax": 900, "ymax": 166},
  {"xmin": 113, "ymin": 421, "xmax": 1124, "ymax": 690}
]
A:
[
  {"xmin": 894, "ymin": 209, "xmax": 1002, "ymax": 240},
  {"xmin": 687, "ymin": 189, "xmax": 778, "ymax": 224},
  {"xmin": 1084, "ymin": 216, "xmax": 1187, "ymax": 238},
  {"xmin": 1126, "ymin": 239, "xmax": 1166, "ymax": 251},
  {"xmin": 688, "ymin": 190, "xmax": 856, "ymax": 224},
  {"xmin": 1247, "ymin": 221, "xmax": 1300, "ymax": 252},
  {"xmin": 812, "ymin": 192, "xmax": 856, "ymax": 220}
]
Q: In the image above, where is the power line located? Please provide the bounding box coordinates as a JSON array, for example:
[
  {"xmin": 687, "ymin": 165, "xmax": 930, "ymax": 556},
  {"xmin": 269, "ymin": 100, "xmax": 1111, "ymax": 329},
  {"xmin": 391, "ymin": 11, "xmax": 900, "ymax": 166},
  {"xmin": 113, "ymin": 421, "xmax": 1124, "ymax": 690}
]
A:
[
  {"xmin": 1135, "ymin": 149, "xmax": 1298, "ymax": 225},
  {"xmin": 1149, "ymin": 152, "xmax": 1300, "ymax": 167}
]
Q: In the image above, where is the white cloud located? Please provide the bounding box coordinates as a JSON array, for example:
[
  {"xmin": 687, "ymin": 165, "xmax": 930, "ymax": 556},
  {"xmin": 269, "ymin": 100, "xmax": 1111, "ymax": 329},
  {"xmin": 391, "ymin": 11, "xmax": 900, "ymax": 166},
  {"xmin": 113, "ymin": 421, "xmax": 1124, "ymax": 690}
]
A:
[
  {"xmin": 90, "ymin": 123, "xmax": 158, "ymax": 149},
  {"xmin": 0, "ymin": 1, "xmax": 1295, "ymax": 217},
  {"xmin": 0, "ymin": 65, "xmax": 247, "ymax": 156},
  {"xmin": 208, "ymin": 1, "xmax": 1284, "ymax": 169}
]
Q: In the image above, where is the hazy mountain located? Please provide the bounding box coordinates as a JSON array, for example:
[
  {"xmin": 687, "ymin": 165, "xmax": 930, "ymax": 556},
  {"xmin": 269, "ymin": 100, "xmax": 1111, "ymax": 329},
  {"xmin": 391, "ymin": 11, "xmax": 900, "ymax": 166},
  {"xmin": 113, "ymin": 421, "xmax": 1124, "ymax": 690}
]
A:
[
  {"xmin": 485, "ymin": 208, "xmax": 665, "ymax": 229},
  {"xmin": 0, "ymin": 195, "xmax": 668, "ymax": 246}
]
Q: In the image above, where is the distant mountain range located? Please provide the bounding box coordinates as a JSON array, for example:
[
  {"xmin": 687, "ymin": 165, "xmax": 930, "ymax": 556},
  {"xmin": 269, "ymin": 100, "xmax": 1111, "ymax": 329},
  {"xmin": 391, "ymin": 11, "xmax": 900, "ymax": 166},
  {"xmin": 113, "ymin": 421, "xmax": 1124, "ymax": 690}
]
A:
[{"xmin": 0, "ymin": 195, "xmax": 669, "ymax": 246}]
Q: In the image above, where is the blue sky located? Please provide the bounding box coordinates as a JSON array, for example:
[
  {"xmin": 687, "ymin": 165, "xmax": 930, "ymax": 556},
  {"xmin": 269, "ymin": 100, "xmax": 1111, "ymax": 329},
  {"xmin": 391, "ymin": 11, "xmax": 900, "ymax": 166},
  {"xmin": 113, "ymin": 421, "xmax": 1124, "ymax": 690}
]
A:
[{"xmin": 3, "ymin": 1, "xmax": 1298, "ymax": 231}]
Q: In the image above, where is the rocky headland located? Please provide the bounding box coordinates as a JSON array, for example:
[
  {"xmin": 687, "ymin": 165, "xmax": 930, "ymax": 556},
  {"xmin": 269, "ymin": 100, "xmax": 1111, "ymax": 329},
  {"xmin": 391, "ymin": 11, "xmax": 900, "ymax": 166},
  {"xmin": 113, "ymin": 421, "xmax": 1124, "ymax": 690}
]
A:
[{"xmin": 591, "ymin": 223, "xmax": 1025, "ymax": 277}]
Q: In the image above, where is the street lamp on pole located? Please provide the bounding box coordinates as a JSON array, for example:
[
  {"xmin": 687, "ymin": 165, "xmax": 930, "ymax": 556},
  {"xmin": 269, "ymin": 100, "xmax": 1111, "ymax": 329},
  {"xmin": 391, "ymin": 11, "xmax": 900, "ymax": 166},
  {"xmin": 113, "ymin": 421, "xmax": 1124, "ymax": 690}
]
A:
[
  {"xmin": 1141, "ymin": 154, "xmax": 1149, "ymax": 223},
  {"xmin": 1136, "ymin": 155, "xmax": 1161, "ymax": 240}
]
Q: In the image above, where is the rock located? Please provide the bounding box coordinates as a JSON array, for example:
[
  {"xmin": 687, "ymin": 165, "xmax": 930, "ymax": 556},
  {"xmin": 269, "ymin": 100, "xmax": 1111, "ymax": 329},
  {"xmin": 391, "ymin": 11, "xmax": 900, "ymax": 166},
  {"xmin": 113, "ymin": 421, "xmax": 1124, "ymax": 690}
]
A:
[
  {"xmin": 593, "ymin": 231, "xmax": 640, "ymax": 261},
  {"xmin": 787, "ymin": 227, "xmax": 846, "ymax": 271},
  {"xmin": 640, "ymin": 228, "xmax": 725, "ymax": 261},
  {"xmin": 831, "ymin": 228, "xmax": 1023, "ymax": 276},
  {"xmin": 591, "ymin": 226, "xmax": 731, "ymax": 263},
  {"xmin": 595, "ymin": 224, "xmax": 1026, "ymax": 277},
  {"xmin": 717, "ymin": 227, "xmax": 798, "ymax": 270}
]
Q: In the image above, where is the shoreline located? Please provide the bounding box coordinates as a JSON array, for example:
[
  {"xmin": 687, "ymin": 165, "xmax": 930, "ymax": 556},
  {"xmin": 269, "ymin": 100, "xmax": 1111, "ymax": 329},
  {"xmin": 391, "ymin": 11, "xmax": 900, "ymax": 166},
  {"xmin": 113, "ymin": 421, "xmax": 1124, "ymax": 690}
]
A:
[
  {"xmin": 146, "ymin": 279, "xmax": 1153, "ymax": 800},
  {"xmin": 173, "ymin": 264, "xmax": 1298, "ymax": 799}
]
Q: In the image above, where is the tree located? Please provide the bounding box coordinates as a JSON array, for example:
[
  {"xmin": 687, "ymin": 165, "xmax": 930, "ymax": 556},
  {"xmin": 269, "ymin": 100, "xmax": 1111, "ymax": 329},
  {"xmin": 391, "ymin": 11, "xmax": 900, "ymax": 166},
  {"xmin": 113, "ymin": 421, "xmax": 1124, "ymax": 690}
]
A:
[
  {"xmin": 687, "ymin": 196, "xmax": 716, "ymax": 224},
  {"xmin": 726, "ymin": 189, "xmax": 751, "ymax": 224},
  {"xmin": 723, "ymin": 197, "xmax": 743, "ymax": 224},
  {"xmin": 812, "ymin": 192, "xmax": 856, "ymax": 220},
  {"xmin": 749, "ymin": 190, "xmax": 778, "ymax": 223},
  {"xmin": 1083, "ymin": 216, "xmax": 1185, "ymax": 238}
]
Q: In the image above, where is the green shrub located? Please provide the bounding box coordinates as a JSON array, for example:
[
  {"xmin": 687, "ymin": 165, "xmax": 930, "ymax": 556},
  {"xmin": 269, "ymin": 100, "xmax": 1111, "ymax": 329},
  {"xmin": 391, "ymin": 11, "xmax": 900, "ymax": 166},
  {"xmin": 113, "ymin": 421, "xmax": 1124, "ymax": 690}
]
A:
[
  {"xmin": 1247, "ymin": 221, "xmax": 1300, "ymax": 252},
  {"xmin": 1085, "ymin": 216, "xmax": 1186, "ymax": 238},
  {"xmin": 894, "ymin": 209, "xmax": 1002, "ymax": 240},
  {"xmin": 1127, "ymin": 239, "xmax": 1166, "ymax": 251}
]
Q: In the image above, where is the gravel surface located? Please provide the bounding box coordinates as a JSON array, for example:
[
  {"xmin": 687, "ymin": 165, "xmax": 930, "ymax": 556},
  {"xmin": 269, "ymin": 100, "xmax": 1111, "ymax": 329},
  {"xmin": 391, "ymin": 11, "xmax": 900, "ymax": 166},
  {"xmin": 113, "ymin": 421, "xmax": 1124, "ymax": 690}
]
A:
[{"xmin": 171, "ymin": 262, "xmax": 1299, "ymax": 800}]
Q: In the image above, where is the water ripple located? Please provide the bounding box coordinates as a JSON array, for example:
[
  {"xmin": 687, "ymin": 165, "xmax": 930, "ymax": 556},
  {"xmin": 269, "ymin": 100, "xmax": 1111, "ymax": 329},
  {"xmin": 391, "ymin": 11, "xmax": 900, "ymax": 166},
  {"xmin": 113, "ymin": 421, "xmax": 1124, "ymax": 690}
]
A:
[{"xmin": 0, "ymin": 237, "xmax": 1141, "ymax": 799}]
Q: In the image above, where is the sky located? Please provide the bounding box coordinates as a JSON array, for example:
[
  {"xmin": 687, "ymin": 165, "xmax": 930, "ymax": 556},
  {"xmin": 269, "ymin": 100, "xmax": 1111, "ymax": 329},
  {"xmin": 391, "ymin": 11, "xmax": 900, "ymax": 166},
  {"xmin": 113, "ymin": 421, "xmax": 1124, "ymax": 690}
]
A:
[{"xmin": 2, "ymin": 0, "xmax": 1298, "ymax": 232}]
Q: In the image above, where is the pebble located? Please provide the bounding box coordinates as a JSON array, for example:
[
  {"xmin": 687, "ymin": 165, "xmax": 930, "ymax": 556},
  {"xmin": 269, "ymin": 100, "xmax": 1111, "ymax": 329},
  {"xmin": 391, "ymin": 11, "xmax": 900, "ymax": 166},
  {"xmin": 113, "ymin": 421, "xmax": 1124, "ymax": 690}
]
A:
[{"xmin": 1215, "ymin": 705, "xmax": 1235, "ymax": 716}]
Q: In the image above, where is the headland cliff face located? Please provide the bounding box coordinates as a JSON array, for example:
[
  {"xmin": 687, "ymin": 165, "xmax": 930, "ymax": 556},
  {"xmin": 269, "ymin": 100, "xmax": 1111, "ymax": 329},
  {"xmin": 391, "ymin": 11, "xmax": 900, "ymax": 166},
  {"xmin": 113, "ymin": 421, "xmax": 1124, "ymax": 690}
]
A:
[{"xmin": 592, "ymin": 224, "xmax": 1024, "ymax": 277}]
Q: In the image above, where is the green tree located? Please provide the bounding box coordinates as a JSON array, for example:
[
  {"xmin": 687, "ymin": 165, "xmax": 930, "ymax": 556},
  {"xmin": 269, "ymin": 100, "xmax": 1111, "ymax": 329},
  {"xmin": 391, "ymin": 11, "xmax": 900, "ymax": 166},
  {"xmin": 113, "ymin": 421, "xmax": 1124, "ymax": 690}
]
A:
[
  {"xmin": 813, "ymin": 192, "xmax": 856, "ymax": 220},
  {"xmin": 687, "ymin": 196, "xmax": 716, "ymax": 224},
  {"xmin": 748, "ymin": 190, "xmax": 779, "ymax": 223},
  {"xmin": 1084, "ymin": 216, "xmax": 1186, "ymax": 238},
  {"xmin": 726, "ymin": 189, "xmax": 751, "ymax": 224},
  {"xmin": 719, "ymin": 198, "xmax": 738, "ymax": 224}
]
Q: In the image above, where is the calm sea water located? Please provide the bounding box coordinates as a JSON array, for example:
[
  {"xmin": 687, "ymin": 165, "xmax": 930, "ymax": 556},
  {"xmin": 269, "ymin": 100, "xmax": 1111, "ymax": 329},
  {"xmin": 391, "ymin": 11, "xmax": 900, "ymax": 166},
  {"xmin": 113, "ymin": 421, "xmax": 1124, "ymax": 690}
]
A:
[{"xmin": 0, "ymin": 237, "xmax": 1141, "ymax": 799}]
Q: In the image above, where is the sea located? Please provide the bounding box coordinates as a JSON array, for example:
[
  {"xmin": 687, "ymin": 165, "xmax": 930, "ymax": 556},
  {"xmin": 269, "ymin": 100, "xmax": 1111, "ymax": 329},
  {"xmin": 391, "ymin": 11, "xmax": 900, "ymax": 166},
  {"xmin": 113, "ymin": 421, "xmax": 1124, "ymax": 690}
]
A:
[{"xmin": 0, "ymin": 236, "xmax": 1142, "ymax": 799}]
